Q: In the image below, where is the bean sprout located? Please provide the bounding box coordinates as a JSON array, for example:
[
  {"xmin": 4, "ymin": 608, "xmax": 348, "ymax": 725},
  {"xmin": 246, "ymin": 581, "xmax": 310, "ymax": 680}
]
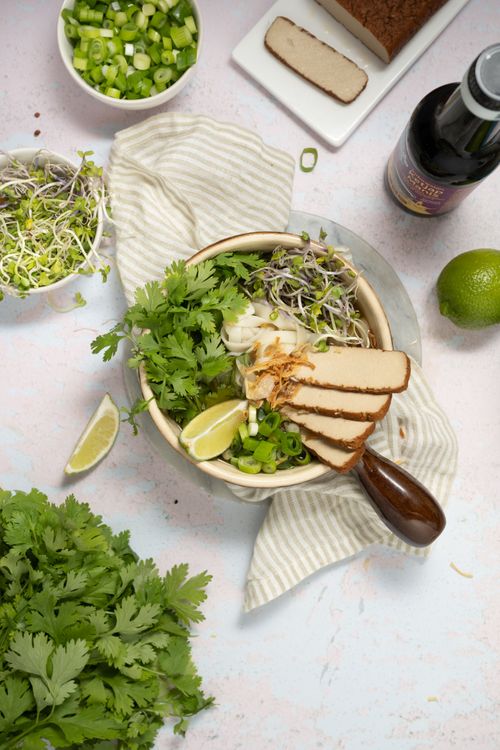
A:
[
  {"xmin": 248, "ymin": 241, "xmax": 370, "ymax": 347},
  {"xmin": 0, "ymin": 149, "xmax": 110, "ymax": 298}
]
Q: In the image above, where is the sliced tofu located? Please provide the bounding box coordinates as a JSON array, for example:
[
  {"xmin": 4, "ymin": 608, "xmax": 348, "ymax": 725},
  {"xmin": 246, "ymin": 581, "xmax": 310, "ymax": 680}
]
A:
[
  {"xmin": 293, "ymin": 347, "xmax": 410, "ymax": 393},
  {"xmin": 301, "ymin": 429, "xmax": 364, "ymax": 473},
  {"xmin": 281, "ymin": 406, "xmax": 374, "ymax": 449},
  {"xmin": 264, "ymin": 16, "xmax": 368, "ymax": 104},
  {"xmin": 285, "ymin": 384, "xmax": 391, "ymax": 421}
]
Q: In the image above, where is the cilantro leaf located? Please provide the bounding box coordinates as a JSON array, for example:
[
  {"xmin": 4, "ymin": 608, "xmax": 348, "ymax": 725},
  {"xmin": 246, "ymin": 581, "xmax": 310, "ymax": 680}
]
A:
[
  {"xmin": 91, "ymin": 252, "xmax": 265, "ymax": 425},
  {"xmin": 0, "ymin": 489, "xmax": 213, "ymax": 749},
  {"xmin": 164, "ymin": 564, "xmax": 212, "ymax": 624}
]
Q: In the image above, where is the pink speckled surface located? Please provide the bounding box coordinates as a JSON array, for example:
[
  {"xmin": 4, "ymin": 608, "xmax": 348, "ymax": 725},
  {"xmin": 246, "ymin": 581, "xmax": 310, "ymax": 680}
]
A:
[{"xmin": 1, "ymin": 1, "xmax": 500, "ymax": 748}]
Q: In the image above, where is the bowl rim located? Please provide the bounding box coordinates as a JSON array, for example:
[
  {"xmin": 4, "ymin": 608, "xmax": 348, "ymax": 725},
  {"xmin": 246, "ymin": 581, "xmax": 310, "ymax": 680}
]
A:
[
  {"xmin": 57, "ymin": 0, "xmax": 203, "ymax": 110},
  {"xmin": 138, "ymin": 231, "xmax": 394, "ymax": 489},
  {"xmin": 0, "ymin": 147, "xmax": 104, "ymax": 297}
]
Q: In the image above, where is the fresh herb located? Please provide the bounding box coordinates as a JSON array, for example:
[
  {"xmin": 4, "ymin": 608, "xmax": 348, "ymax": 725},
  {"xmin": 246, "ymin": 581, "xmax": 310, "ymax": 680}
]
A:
[
  {"xmin": 91, "ymin": 252, "xmax": 266, "ymax": 425},
  {"xmin": 0, "ymin": 488, "xmax": 213, "ymax": 749},
  {"xmin": 299, "ymin": 147, "xmax": 318, "ymax": 173},
  {"xmin": 0, "ymin": 150, "xmax": 109, "ymax": 297},
  {"xmin": 120, "ymin": 398, "xmax": 153, "ymax": 436},
  {"xmin": 249, "ymin": 240, "xmax": 370, "ymax": 347}
]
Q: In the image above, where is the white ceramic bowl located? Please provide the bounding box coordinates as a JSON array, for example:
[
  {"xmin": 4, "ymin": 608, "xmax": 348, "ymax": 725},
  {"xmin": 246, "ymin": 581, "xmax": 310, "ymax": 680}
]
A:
[
  {"xmin": 57, "ymin": 0, "xmax": 202, "ymax": 110},
  {"xmin": 0, "ymin": 148, "xmax": 104, "ymax": 297},
  {"xmin": 139, "ymin": 231, "xmax": 394, "ymax": 489}
]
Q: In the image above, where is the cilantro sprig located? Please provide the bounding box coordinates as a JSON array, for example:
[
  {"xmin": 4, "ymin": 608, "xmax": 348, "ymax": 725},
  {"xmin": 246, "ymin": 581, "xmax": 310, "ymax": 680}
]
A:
[
  {"xmin": 91, "ymin": 252, "xmax": 265, "ymax": 425},
  {"xmin": 0, "ymin": 489, "xmax": 214, "ymax": 749}
]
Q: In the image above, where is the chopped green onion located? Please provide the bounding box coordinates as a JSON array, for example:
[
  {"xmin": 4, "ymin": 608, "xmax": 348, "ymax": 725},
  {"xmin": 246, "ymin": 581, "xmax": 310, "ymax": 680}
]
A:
[
  {"xmin": 184, "ymin": 15, "xmax": 197, "ymax": 34},
  {"xmin": 294, "ymin": 449, "xmax": 312, "ymax": 466},
  {"xmin": 300, "ymin": 147, "xmax": 318, "ymax": 173},
  {"xmin": 252, "ymin": 441, "xmax": 276, "ymax": 464},
  {"xmin": 259, "ymin": 412, "xmax": 281, "ymax": 437},
  {"xmin": 262, "ymin": 461, "xmax": 277, "ymax": 474},
  {"xmin": 280, "ymin": 433, "xmax": 302, "ymax": 457},
  {"xmin": 170, "ymin": 24, "xmax": 192, "ymax": 48},
  {"xmin": 238, "ymin": 423, "xmax": 249, "ymax": 442},
  {"xmin": 237, "ymin": 457, "xmax": 262, "ymax": 474},
  {"xmin": 63, "ymin": 0, "xmax": 198, "ymax": 100},
  {"xmin": 242, "ymin": 437, "xmax": 260, "ymax": 452},
  {"xmin": 133, "ymin": 51, "xmax": 151, "ymax": 69},
  {"xmin": 153, "ymin": 67, "xmax": 173, "ymax": 85}
]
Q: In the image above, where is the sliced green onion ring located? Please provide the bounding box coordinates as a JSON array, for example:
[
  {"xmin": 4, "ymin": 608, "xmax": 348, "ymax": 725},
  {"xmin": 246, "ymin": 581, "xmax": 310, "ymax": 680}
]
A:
[{"xmin": 300, "ymin": 147, "xmax": 318, "ymax": 173}]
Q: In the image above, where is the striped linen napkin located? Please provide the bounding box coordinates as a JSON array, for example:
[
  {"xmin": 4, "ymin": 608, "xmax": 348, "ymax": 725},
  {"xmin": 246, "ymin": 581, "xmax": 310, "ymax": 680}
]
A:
[
  {"xmin": 108, "ymin": 113, "xmax": 458, "ymax": 612},
  {"xmin": 230, "ymin": 359, "xmax": 458, "ymax": 611},
  {"xmin": 108, "ymin": 112, "xmax": 294, "ymax": 301}
]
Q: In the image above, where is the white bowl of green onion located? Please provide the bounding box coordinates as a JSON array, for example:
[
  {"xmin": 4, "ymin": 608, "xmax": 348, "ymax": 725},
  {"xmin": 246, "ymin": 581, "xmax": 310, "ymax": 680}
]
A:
[
  {"xmin": 57, "ymin": 0, "xmax": 202, "ymax": 109},
  {"xmin": 0, "ymin": 148, "xmax": 106, "ymax": 299}
]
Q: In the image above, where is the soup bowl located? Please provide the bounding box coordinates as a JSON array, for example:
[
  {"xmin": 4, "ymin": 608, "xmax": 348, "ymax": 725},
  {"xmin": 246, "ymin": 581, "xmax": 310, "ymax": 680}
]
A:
[{"xmin": 139, "ymin": 231, "xmax": 393, "ymax": 488}]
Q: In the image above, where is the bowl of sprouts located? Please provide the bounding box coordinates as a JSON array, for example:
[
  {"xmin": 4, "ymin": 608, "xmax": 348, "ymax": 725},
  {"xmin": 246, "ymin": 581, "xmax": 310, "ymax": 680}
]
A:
[
  {"xmin": 57, "ymin": 0, "xmax": 202, "ymax": 109},
  {"xmin": 0, "ymin": 148, "xmax": 108, "ymax": 300},
  {"xmin": 92, "ymin": 231, "xmax": 394, "ymax": 488}
]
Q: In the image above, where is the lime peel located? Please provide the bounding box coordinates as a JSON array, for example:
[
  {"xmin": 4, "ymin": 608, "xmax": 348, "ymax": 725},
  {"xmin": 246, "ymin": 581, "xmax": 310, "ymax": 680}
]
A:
[{"xmin": 65, "ymin": 393, "xmax": 120, "ymax": 474}]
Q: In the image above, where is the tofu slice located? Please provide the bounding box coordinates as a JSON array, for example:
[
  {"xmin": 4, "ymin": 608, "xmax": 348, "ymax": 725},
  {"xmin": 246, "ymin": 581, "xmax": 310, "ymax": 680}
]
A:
[
  {"xmin": 264, "ymin": 16, "xmax": 368, "ymax": 104},
  {"xmin": 281, "ymin": 406, "xmax": 374, "ymax": 449},
  {"xmin": 301, "ymin": 429, "xmax": 364, "ymax": 473},
  {"xmin": 284, "ymin": 384, "xmax": 391, "ymax": 421},
  {"xmin": 294, "ymin": 347, "xmax": 410, "ymax": 393}
]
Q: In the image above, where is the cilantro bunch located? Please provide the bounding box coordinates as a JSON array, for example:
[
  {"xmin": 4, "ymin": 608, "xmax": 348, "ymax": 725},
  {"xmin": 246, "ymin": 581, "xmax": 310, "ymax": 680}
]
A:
[
  {"xmin": 0, "ymin": 489, "xmax": 213, "ymax": 749},
  {"xmin": 91, "ymin": 253, "xmax": 266, "ymax": 425}
]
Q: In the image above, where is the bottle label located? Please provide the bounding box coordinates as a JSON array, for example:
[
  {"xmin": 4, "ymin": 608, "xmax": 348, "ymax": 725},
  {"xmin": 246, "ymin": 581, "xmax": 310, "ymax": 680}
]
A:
[{"xmin": 386, "ymin": 127, "xmax": 477, "ymax": 215}]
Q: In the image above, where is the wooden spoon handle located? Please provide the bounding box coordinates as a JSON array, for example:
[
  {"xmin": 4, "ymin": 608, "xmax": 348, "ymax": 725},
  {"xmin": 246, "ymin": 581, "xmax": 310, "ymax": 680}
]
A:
[{"xmin": 354, "ymin": 445, "xmax": 446, "ymax": 547}]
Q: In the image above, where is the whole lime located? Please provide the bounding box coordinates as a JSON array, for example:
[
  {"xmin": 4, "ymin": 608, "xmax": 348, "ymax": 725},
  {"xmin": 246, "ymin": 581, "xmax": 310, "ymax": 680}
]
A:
[{"xmin": 436, "ymin": 249, "xmax": 500, "ymax": 329}]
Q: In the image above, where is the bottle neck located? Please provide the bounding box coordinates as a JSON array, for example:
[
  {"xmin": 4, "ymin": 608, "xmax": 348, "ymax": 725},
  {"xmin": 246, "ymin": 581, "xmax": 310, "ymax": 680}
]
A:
[{"xmin": 435, "ymin": 83, "xmax": 500, "ymax": 154}]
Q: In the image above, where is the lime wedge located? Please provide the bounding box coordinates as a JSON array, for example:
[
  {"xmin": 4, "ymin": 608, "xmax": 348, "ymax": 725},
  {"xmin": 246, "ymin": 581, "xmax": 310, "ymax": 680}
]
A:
[
  {"xmin": 180, "ymin": 399, "xmax": 248, "ymax": 461},
  {"xmin": 65, "ymin": 393, "xmax": 120, "ymax": 474}
]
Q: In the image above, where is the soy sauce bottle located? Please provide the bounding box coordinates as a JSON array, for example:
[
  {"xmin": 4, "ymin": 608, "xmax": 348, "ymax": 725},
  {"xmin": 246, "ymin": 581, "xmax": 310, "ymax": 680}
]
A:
[{"xmin": 385, "ymin": 44, "xmax": 500, "ymax": 216}]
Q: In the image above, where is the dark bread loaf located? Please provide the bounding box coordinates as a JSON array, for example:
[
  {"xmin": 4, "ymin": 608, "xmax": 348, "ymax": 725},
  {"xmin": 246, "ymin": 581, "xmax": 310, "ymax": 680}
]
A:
[{"xmin": 316, "ymin": 0, "xmax": 449, "ymax": 63}]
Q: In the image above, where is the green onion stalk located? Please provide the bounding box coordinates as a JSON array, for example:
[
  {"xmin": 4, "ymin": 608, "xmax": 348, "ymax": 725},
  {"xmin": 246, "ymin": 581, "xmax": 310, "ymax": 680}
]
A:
[{"xmin": 0, "ymin": 149, "xmax": 110, "ymax": 299}]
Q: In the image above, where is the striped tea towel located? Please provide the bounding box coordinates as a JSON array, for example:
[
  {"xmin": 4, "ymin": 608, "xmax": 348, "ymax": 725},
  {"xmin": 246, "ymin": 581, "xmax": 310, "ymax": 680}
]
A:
[
  {"xmin": 108, "ymin": 112, "xmax": 295, "ymax": 304},
  {"xmin": 230, "ymin": 360, "xmax": 458, "ymax": 611},
  {"xmin": 108, "ymin": 113, "xmax": 457, "ymax": 612}
]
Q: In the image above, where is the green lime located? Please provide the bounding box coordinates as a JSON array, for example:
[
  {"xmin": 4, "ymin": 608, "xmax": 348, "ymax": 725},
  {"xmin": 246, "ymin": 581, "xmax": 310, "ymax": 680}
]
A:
[{"xmin": 436, "ymin": 249, "xmax": 500, "ymax": 329}]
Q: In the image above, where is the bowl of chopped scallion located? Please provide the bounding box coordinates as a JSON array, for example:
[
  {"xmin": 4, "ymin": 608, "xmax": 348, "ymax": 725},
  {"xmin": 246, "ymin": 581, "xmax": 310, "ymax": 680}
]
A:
[
  {"xmin": 0, "ymin": 148, "xmax": 108, "ymax": 299},
  {"xmin": 57, "ymin": 0, "xmax": 202, "ymax": 109}
]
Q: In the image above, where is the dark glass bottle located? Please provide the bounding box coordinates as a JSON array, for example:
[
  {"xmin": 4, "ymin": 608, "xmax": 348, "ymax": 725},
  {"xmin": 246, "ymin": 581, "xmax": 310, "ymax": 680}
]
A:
[{"xmin": 385, "ymin": 44, "xmax": 500, "ymax": 216}]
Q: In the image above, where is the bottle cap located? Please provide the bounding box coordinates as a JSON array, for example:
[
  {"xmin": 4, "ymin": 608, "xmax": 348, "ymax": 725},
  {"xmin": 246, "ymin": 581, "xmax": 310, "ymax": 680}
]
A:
[{"xmin": 461, "ymin": 44, "xmax": 500, "ymax": 121}]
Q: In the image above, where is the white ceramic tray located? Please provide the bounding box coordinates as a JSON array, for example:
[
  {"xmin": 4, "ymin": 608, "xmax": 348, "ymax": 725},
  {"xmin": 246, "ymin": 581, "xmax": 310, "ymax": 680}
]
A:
[{"xmin": 232, "ymin": 0, "xmax": 470, "ymax": 147}]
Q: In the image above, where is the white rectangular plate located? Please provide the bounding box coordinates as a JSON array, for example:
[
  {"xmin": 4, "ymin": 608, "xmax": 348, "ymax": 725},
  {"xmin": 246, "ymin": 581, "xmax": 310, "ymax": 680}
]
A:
[{"xmin": 232, "ymin": 0, "xmax": 470, "ymax": 147}]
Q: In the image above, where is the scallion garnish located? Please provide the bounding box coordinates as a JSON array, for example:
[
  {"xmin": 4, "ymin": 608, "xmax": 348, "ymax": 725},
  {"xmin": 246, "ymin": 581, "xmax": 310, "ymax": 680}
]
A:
[
  {"xmin": 300, "ymin": 147, "xmax": 318, "ymax": 173},
  {"xmin": 62, "ymin": 0, "xmax": 198, "ymax": 101}
]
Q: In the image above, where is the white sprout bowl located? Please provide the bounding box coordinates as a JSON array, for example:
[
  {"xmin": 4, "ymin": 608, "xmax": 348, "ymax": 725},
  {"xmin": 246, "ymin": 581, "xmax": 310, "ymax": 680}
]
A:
[
  {"xmin": 57, "ymin": 0, "xmax": 203, "ymax": 110},
  {"xmin": 0, "ymin": 148, "xmax": 104, "ymax": 299},
  {"xmin": 139, "ymin": 232, "xmax": 394, "ymax": 489}
]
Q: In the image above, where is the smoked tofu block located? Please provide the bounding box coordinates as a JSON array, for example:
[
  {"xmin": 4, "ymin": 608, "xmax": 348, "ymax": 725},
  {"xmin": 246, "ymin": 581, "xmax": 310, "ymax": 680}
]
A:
[
  {"xmin": 284, "ymin": 384, "xmax": 392, "ymax": 421},
  {"xmin": 281, "ymin": 406, "xmax": 374, "ymax": 449},
  {"xmin": 293, "ymin": 347, "xmax": 411, "ymax": 393},
  {"xmin": 264, "ymin": 16, "xmax": 368, "ymax": 104},
  {"xmin": 301, "ymin": 429, "xmax": 364, "ymax": 473}
]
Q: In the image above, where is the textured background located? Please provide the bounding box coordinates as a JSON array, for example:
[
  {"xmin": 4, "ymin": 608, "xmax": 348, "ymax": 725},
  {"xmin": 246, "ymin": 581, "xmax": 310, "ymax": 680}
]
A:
[{"xmin": 1, "ymin": 1, "xmax": 500, "ymax": 748}]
